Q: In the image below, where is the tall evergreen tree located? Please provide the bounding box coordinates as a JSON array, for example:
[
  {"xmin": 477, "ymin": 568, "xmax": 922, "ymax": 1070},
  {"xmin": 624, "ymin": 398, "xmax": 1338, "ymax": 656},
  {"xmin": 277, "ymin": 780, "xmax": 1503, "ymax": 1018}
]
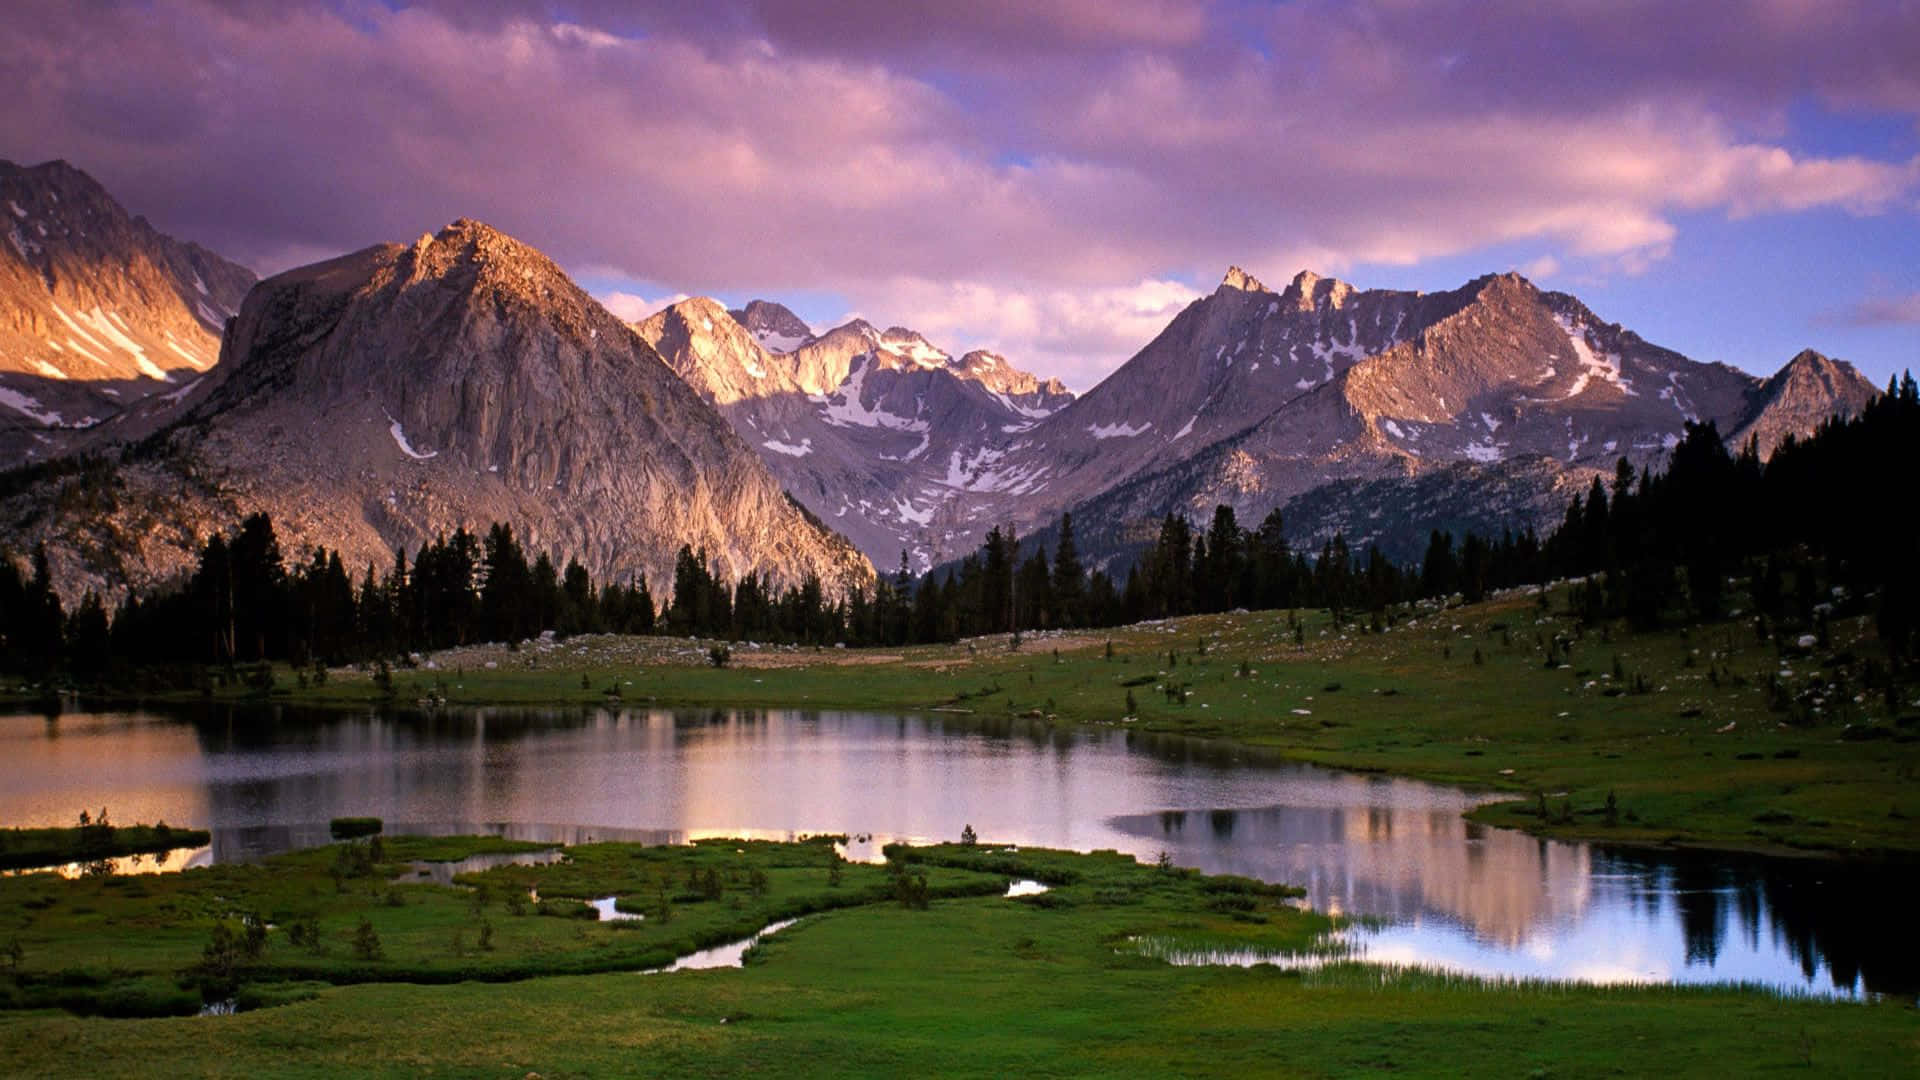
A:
[{"xmin": 1051, "ymin": 514, "xmax": 1085, "ymax": 628}]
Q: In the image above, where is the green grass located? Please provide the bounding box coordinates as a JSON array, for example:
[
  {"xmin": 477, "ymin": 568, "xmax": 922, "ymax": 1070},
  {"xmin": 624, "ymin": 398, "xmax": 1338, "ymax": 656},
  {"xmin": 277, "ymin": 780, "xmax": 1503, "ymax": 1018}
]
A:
[
  {"xmin": 0, "ymin": 835, "xmax": 1008, "ymax": 1016},
  {"xmin": 0, "ymin": 823, "xmax": 212, "ymax": 871},
  {"xmin": 0, "ymin": 838, "xmax": 1912, "ymax": 1077}
]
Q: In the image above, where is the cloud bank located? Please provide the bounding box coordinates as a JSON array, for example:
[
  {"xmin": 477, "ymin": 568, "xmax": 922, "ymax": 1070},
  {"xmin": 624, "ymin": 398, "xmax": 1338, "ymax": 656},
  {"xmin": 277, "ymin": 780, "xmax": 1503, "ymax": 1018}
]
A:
[{"xmin": 2, "ymin": 0, "xmax": 1915, "ymax": 387}]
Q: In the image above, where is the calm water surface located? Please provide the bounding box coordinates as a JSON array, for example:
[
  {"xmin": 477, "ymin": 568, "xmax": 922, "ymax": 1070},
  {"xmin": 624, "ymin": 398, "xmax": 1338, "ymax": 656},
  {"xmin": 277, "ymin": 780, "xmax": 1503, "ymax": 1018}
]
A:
[{"xmin": 1, "ymin": 705, "xmax": 1909, "ymax": 997}]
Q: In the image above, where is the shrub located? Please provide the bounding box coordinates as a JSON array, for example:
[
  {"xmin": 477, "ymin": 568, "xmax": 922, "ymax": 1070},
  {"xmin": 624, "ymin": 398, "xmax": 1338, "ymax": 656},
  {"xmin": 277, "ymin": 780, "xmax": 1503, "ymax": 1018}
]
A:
[
  {"xmin": 351, "ymin": 918, "xmax": 384, "ymax": 961},
  {"xmin": 329, "ymin": 817, "xmax": 383, "ymax": 840}
]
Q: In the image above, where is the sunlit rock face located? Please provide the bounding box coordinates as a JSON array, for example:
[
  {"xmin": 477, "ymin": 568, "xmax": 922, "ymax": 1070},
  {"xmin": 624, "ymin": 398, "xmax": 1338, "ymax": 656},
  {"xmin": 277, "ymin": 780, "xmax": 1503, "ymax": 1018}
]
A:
[
  {"xmin": 637, "ymin": 299, "xmax": 1073, "ymax": 572},
  {"xmin": 0, "ymin": 220, "xmax": 872, "ymax": 604},
  {"xmin": 972, "ymin": 268, "xmax": 1878, "ymax": 566},
  {"xmin": 0, "ymin": 158, "xmax": 255, "ymax": 464}
]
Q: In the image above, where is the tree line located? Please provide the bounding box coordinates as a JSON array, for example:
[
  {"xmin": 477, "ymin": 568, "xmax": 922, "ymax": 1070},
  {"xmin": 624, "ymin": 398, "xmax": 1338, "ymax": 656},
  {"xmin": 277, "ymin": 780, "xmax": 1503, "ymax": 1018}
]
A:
[{"xmin": 3, "ymin": 373, "xmax": 1913, "ymax": 682}]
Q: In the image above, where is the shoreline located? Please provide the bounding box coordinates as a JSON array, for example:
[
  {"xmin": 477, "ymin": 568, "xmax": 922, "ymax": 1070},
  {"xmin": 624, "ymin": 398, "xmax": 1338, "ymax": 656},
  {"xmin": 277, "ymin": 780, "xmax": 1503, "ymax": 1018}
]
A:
[{"xmin": 5, "ymin": 597, "xmax": 1915, "ymax": 865}]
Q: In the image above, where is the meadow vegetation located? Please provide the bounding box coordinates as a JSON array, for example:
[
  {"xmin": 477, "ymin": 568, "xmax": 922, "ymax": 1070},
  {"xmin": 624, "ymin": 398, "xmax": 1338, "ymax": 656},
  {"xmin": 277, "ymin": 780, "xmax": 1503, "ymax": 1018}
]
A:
[
  {"xmin": 0, "ymin": 836, "xmax": 1911, "ymax": 1077},
  {"xmin": 63, "ymin": 577, "xmax": 1911, "ymax": 861}
]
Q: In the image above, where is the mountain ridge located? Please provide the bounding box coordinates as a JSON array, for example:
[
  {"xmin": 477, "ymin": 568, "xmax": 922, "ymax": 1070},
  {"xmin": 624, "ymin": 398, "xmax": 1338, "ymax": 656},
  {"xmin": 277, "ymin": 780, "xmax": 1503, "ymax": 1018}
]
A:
[
  {"xmin": 2, "ymin": 218, "xmax": 873, "ymax": 604},
  {"xmin": 637, "ymin": 295, "xmax": 1075, "ymax": 569}
]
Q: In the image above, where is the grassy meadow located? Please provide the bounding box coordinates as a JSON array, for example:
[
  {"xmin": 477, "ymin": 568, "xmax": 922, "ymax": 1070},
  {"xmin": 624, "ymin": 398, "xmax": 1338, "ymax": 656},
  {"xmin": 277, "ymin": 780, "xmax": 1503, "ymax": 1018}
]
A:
[{"xmin": 1, "ymin": 836, "xmax": 1914, "ymax": 1078}]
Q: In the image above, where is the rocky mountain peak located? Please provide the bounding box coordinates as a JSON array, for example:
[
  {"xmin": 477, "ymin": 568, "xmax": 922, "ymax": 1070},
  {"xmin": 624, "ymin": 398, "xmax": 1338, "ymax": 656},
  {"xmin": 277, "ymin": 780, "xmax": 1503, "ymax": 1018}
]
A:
[
  {"xmin": 1278, "ymin": 269, "xmax": 1355, "ymax": 311},
  {"xmin": 873, "ymin": 326, "xmax": 948, "ymax": 369},
  {"xmin": 1779, "ymin": 347, "xmax": 1843, "ymax": 377},
  {"xmin": 1220, "ymin": 265, "xmax": 1270, "ymax": 294},
  {"xmin": 953, "ymin": 348, "xmax": 1075, "ymax": 407},
  {"xmin": 727, "ymin": 299, "xmax": 814, "ymax": 353},
  {"xmin": 49, "ymin": 218, "xmax": 877, "ymax": 603},
  {"xmin": 403, "ymin": 218, "xmax": 564, "ymax": 288},
  {"xmin": 0, "ymin": 157, "xmax": 256, "ymax": 463},
  {"xmin": 1728, "ymin": 348, "xmax": 1879, "ymax": 458}
]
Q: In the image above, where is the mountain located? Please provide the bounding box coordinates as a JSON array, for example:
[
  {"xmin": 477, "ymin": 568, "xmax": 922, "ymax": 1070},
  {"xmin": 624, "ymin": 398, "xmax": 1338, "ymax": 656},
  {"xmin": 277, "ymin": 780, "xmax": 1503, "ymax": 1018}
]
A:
[
  {"xmin": 1005, "ymin": 270, "xmax": 1880, "ymax": 564},
  {"xmin": 1727, "ymin": 348, "xmax": 1881, "ymax": 460},
  {"xmin": 0, "ymin": 159, "xmax": 255, "ymax": 463},
  {"xmin": 636, "ymin": 298, "xmax": 1074, "ymax": 569},
  {"xmin": 727, "ymin": 299, "xmax": 814, "ymax": 353},
  {"xmin": 1, "ymin": 220, "xmax": 871, "ymax": 603}
]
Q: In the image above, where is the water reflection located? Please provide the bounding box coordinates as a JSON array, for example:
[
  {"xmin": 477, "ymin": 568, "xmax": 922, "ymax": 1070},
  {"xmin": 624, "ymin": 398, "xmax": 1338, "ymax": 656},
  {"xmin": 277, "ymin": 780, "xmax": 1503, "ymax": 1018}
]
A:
[{"xmin": 0, "ymin": 705, "xmax": 1909, "ymax": 997}]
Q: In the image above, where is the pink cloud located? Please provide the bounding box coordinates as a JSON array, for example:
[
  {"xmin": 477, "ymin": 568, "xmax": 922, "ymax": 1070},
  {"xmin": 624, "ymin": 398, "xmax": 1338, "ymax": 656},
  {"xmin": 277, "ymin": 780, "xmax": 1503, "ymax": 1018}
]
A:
[
  {"xmin": 1, "ymin": 0, "xmax": 1915, "ymax": 382},
  {"xmin": 1825, "ymin": 292, "xmax": 1920, "ymax": 327}
]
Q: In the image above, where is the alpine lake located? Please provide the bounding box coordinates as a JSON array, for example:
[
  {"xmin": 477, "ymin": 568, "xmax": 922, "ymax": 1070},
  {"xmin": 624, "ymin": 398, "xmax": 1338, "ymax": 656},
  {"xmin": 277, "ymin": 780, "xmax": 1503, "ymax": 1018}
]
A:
[{"xmin": 4, "ymin": 702, "xmax": 1910, "ymax": 1001}]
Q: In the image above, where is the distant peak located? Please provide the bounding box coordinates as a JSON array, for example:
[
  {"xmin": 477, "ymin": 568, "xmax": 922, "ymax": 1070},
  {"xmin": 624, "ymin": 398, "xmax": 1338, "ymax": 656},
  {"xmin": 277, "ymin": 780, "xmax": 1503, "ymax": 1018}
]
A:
[
  {"xmin": 1785, "ymin": 347, "xmax": 1834, "ymax": 367},
  {"xmin": 669, "ymin": 295, "xmax": 731, "ymax": 318},
  {"xmin": 1470, "ymin": 270, "xmax": 1538, "ymax": 296},
  {"xmin": 1279, "ymin": 269, "xmax": 1353, "ymax": 311},
  {"xmin": 1220, "ymin": 265, "xmax": 1269, "ymax": 293},
  {"xmin": 435, "ymin": 217, "xmax": 511, "ymax": 245}
]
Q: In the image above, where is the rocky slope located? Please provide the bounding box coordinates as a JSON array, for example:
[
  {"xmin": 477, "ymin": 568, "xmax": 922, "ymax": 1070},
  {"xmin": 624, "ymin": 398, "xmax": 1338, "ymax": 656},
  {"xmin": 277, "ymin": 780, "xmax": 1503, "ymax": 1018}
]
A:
[
  {"xmin": 2, "ymin": 221, "xmax": 871, "ymax": 604},
  {"xmin": 0, "ymin": 159, "xmax": 255, "ymax": 463},
  {"xmin": 1727, "ymin": 348, "xmax": 1880, "ymax": 459},
  {"xmin": 1015, "ymin": 270, "xmax": 1879, "ymax": 564},
  {"xmin": 636, "ymin": 298, "xmax": 1073, "ymax": 569}
]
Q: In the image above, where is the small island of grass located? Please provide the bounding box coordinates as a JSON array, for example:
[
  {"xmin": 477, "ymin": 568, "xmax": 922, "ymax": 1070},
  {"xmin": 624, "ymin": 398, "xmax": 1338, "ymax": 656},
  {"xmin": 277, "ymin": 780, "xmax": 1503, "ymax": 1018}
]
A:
[{"xmin": 0, "ymin": 819, "xmax": 211, "ymax": 872}]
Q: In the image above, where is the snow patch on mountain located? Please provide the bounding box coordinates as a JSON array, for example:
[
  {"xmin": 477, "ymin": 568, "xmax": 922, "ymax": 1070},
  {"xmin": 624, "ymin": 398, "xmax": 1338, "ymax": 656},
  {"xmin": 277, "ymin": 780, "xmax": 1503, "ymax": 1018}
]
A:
[
  {"xmin": 1554, "ymin": 314, "xmax": 1633, "ymax": 398},
  {"xmin": 816, "ymin": 358, "xmax": 929, "ymax": 432},
  {"xmin": 0, "ymin": 386, "xmax": 62, "ymax": 425},
  {"xmin": 1087, "ymin": 421, "xmax": 1151, "ymax": 439},
  {"xmin": 754, "ymin": 330, "xmax": 809, "ymax": 353},
  {"xmin": 385, "ymin": 411, "xmax": 437, "ymax": 460}
]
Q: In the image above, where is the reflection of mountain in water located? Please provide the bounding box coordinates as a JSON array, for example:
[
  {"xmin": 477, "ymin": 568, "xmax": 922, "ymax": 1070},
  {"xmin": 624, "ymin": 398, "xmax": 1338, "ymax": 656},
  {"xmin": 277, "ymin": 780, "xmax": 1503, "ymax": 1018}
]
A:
[
  {"xmin": 1, "ymin": 704, "xmax": 1911, "ymax": 997},
  {"xmin": 1109, "ymin": 804, "xmax": 1917, "ymax": 997},
  {"xmin": 1108, "ymin": 804, "xmax": 1593, "ymax": 947}
]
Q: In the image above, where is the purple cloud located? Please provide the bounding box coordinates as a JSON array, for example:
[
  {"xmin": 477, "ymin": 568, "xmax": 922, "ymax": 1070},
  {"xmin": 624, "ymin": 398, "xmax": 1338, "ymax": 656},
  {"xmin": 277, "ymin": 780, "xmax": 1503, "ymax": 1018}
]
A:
[
  {"xmin": 2, "ymin": 0, "xmax": 1916, "ymax": 388},
  {"xmin": 1825, "ymin": 293, "xmax": 1920, "ymax": 327}
]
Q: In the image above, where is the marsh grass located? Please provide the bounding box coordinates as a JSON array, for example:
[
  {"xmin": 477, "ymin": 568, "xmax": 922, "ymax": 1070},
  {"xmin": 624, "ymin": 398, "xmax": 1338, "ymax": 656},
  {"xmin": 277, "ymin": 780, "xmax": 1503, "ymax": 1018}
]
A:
[{"xmin": 0, "ymin": 837, "xmax": 1909, "ymax": 1077}]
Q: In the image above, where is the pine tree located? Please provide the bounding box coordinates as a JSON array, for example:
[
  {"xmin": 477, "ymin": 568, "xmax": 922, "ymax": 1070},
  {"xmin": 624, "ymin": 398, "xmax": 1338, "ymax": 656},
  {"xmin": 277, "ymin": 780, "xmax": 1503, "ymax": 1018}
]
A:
[{"xmin": 1051, "ymin": 514, "xmax": 1085, "ymax": 628}]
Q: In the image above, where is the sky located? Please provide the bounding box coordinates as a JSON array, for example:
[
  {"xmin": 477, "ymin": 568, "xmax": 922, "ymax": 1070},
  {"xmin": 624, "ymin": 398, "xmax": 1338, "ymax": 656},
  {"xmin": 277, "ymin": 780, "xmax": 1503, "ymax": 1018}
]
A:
[{"xmin": 3, "ymin": 0, "xmax": 1916, "ymax": 391}]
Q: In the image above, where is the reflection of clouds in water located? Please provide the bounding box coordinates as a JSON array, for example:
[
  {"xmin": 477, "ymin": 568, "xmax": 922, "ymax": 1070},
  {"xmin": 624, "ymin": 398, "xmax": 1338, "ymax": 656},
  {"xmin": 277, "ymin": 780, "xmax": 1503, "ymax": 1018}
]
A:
[{"xmin": 0, "ymin": 706, "xmax": 1906, "ymax": 999}]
